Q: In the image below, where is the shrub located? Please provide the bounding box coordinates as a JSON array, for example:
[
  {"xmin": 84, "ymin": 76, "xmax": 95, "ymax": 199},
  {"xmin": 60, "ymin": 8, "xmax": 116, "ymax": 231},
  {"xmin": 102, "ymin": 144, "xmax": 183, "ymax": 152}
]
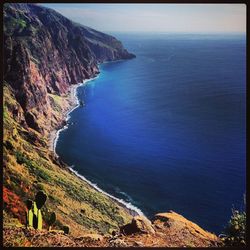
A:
[
  {"xmin": 222, "ymin": 208, "xmax": 246, "ymax": 246},
  {"xmin": 15, "ymin": 151, "xmax": 29, "ymax": 165}
]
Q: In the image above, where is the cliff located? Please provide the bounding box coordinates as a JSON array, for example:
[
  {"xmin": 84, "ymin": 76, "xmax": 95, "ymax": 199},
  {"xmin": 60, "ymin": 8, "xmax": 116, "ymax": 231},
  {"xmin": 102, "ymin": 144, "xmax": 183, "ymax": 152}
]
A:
[
  {"xmin": 3, "ymin": 3, "xmax": 135, "ymax": 135},
  {"xmin": 3, "ymin": 3, "xmax": 219, "ymax": 247}
]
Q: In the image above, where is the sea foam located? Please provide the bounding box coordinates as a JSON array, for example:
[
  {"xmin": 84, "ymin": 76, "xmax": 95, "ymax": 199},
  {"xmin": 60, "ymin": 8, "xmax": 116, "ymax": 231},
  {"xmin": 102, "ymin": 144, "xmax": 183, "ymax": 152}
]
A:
[
  {"xmin": 53, "ymin": 76, "xmax": 98, "ymax": 154},
  {"xmin": 69, "ymin": 166, "xmax": 144, "ymax": 216},
  {"xmin": 52, "ymin": 74, "xmax": 144, "ymax": 217}
]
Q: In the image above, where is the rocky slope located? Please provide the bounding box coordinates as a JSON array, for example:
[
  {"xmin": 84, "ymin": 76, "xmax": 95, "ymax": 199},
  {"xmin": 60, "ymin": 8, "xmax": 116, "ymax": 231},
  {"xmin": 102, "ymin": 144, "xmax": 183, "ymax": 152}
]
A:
[
  {"xmin": 3, "ymin": 212, "xmax": 220, "ymax": 247},
  {"xmin": 3, "ymin": 3, "xmax": 220, "ymax": 247}
]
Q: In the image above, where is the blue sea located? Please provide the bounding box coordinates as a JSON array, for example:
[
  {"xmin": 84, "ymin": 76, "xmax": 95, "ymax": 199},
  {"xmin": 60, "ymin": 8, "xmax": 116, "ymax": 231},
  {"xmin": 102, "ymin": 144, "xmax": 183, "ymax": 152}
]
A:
[{"xmin": 55, "ymin": 33, "xmax": 246, "ymax": 234}]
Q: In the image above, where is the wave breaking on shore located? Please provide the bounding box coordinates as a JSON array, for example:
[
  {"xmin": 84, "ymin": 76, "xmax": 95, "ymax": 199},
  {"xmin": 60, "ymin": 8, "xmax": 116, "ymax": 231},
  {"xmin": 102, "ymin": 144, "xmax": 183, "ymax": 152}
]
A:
[
  {"xmin": 69, "ymin": 166, "xmax": 144, "ymax": 217},
  {"xmin": 51, "ymin": 73, "xmax": 144, "ymax": 218},
  {"xmin": 52, "ymin": 77, "xmax": 98, "ymax": 154}
]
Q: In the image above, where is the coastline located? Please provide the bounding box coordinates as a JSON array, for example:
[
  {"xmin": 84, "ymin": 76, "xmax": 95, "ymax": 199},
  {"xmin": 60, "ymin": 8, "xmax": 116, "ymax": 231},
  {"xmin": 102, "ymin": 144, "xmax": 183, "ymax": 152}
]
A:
[
  {"xmin": 48, "ymin": 85, "xmax": 76, "ymax": 153},
  {"xmin": 48, "ymin": 78, "xmax": 95, "ymax": 154},
  {"xmin": 48, "ymin": 71, "xmax": 143, "ymax": 218}
]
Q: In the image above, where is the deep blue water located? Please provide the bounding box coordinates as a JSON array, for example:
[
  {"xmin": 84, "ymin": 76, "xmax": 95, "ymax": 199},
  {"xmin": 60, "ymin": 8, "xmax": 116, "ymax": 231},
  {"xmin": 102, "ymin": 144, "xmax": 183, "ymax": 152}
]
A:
[{"xmin": 56, "ymin": 33, "xmax": 246, "ymax": 234}]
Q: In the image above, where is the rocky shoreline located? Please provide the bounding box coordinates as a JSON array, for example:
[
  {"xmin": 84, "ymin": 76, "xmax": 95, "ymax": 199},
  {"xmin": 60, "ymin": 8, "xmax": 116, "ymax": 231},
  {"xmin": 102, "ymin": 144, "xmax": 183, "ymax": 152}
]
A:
[{"xmin": 48, "ymin": 82, "xmax": 82, "ymax": 153}]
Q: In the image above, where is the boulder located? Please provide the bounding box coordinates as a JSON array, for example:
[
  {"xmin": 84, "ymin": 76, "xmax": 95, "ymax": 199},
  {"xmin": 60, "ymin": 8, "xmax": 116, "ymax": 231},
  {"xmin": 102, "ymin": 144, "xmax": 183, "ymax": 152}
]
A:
[{"xmin": 120, "ymin": 215, "xmax": 155, "ymax": 235}]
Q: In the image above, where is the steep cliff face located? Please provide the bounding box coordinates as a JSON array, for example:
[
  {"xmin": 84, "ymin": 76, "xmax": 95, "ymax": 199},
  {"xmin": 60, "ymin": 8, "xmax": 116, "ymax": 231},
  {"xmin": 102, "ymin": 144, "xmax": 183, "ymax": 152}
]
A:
[
  {"xmin": 79, "ymin": 24, "xmax": 135, "ymax": 62},
  {"xmin": 3, "ymin": 3, "xmax": 135, "ymax": 135}
]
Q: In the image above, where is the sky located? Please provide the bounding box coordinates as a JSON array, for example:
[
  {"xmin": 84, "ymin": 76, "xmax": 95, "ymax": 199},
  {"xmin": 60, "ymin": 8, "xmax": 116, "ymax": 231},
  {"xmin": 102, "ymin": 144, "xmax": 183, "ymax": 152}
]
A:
[{"xmin": 41, "ymin": 4, "xmax": 246, "ymax": 34}]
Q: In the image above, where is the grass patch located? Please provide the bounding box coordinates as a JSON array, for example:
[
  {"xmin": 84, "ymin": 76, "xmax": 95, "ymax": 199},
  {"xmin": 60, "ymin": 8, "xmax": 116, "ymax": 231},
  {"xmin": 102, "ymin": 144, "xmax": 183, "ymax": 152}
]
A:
[{"xmin": 3, "ymin": 84, "xmax": 132, "ymax": 237}]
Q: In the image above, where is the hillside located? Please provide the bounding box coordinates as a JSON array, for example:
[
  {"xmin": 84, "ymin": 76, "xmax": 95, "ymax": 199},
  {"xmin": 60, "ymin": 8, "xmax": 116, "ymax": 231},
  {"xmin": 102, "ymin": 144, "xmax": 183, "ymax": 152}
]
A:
[
  {"xmin": 3, "ymin": 3, "xmax": 220, "ymax": 247},
  {"xmin": 3, "ymin": 2, "xmax": 135, "ymax": 237},
  {"xmin": 3, "ymin": 211, "xmax": 220, "ymax": 247}
]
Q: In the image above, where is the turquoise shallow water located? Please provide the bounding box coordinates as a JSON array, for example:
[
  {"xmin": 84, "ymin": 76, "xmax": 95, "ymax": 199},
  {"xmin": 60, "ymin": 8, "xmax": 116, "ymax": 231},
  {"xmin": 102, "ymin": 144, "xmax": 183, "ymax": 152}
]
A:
[{"xmin": 56, "ymin": 33, "xmax": 246, "ymax": 234}]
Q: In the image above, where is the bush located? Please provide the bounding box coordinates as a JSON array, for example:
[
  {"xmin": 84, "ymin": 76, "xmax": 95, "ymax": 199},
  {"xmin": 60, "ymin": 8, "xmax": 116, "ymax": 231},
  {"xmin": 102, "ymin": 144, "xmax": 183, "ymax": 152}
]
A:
[
  {"xmin": 15, "ymin": 151, "xmax": 29, "ymax": 165},
  {"xmin": 222, "ymin": 208, "xmax": 246, "ymax": 246}
]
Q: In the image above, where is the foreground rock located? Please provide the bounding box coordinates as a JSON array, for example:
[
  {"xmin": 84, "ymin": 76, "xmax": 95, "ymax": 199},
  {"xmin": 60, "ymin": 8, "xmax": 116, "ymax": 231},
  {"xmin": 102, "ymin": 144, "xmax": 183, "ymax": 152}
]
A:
[
  {"xmin": 154, "ymin": 211, "xmax": 218, "ymax": 242},
  {"xmin": 117, "ymin": 211, "xmax": 220, "ymax": 247},
  {"xmin": 120, "ymin": 215, "xmax": 155, "ymax": 235},
  {"xmin": 4, "ymin": 211, "xmax": 221, "ymax": 247}
]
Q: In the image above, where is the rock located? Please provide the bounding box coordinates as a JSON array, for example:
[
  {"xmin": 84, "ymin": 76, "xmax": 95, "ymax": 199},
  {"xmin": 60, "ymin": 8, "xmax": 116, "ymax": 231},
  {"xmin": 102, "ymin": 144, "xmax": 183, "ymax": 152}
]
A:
[
  {"xmin": 109, "ymin": 238, "xmax": 128, "ymax": 247},
  {"xmin": 80, "ymin": 234, "xmax": 103, "ymax": 242},
  {"xmin": 120, "ymin": 215, "xmax": 155, "ymax": 235},
  {"xmin": 154, "ymin": 211, "xmax": 217, "ymax": 241},
  {"xmin": 133, "ymin": 241, "xmax": 144, "ymax": 247}
]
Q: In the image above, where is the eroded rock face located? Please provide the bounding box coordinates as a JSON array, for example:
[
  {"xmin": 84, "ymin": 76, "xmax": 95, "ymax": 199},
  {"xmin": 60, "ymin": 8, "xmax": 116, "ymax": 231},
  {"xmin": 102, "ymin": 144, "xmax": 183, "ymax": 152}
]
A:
[{"xmin": 3, "ymin": 3, "xmax": 135, "ymax": 136}]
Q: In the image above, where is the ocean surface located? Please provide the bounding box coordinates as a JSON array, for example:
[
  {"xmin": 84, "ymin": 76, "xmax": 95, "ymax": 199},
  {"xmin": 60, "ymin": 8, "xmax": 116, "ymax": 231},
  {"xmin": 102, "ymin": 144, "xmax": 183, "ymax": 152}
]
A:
[{"xmin": 55, "ymin": 33, "xmax": 246, "ymax": 234}]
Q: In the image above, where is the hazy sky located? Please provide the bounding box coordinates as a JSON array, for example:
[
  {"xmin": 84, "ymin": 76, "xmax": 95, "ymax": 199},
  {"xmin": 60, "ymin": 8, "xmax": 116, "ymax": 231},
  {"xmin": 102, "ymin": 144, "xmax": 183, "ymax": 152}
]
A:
[{"xmin": 41, "ymin": 4, "xmax": 246, "ymax": 34}]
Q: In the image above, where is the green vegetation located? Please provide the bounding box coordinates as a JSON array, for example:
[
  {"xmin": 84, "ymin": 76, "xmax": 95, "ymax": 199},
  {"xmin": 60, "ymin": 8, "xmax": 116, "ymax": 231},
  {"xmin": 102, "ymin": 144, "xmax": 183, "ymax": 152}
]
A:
[
  {"xmin": 3, "ymin": 84, "xmax": 132, "ymax": 237},
  {"xmin": 17, "ymin": 19, "xmax": 27, "ymax": 29},
  {"xmin": 4, "ymin": 15, "xmax": 27, "ymax": 34},
  {"xmin": 221, "ymin": 208, "xmax": 246, "ymax": 247},
  {"xmin": 48, "ymin": 94, "xmax": 64, "ymax": 112}
]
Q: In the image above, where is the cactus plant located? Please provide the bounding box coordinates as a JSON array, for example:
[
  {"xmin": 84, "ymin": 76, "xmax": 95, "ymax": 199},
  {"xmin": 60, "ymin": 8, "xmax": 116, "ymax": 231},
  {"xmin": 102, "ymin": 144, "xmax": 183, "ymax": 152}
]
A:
[
  {"xmin": 37, "ymin": 209, "xmax": 42, "ymax": 230},
  {"xmin": 63, "ymin": 225, "xmax": 70, "ymax": 234},
  {"xmin": 48, "ymin": 212, "xmax": 56, "ymax": 231},
  {"xmin": 24, "ymin": 191, "xmax": 48, "ymax": 230},
  {"xmin": 26, "ymin": 199, "xmax": 33, "ymax": 227},
  {"xmin": 33, "ymin": 201, "xmax": 38, "ymax": 216},
  {"xmin": 32, "ymin": 201, "xmax": 38, "ymax": 229}
]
